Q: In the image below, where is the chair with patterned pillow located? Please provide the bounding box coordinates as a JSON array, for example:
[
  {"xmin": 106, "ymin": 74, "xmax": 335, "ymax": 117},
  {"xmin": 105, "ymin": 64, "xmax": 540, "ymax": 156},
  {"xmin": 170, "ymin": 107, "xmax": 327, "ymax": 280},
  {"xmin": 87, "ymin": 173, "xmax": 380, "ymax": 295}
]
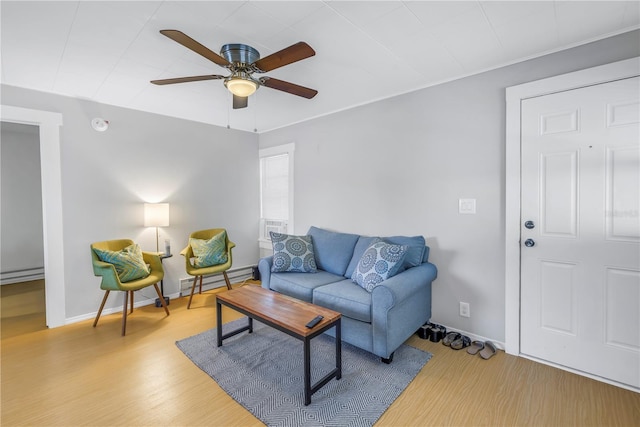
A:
[
  {"xmin": 180, "ymin": 228, "xmax": 235, "ymax": 309},
  {"xmin": 91, "ymin": 239, "xmax": 170, "ymax": 335}
]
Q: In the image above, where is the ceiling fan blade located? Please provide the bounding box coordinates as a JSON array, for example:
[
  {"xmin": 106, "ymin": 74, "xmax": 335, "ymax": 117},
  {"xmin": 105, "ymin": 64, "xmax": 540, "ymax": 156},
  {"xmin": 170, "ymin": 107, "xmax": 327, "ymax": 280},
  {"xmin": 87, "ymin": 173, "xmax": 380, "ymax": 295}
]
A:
[
  {"xmin": 160, "ymin": 29, "xmax": 231, "ymax": 68},
  {"xmin": 150, "ymin": 75, "xmax": 225, "ymax": 85},
  {"xmin": 253, "ymin": 42, "xmax": 315, "ymax": 73},
  {"xmin": 260, "ymin": 77, "xmax": 318, "ymax": 99},
  {"xmin": 233, "ymin": 95, "xmax": 248, "ymax": 109}
]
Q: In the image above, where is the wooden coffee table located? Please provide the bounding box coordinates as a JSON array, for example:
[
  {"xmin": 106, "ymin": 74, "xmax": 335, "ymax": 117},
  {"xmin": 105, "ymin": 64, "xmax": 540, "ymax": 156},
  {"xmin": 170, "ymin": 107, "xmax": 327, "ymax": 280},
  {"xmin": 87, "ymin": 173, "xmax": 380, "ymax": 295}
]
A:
[{"xmin": 215, "ymin": 286, "xmax": 342, "ymax": 406}]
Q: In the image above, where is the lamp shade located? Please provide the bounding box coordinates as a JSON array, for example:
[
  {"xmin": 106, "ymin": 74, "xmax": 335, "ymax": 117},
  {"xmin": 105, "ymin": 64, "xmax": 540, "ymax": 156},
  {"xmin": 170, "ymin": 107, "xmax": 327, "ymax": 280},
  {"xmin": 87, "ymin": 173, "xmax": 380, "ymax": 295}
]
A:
[{"xmin": 144, "ymin": 203, "xmax": 170, "ymax": 227}]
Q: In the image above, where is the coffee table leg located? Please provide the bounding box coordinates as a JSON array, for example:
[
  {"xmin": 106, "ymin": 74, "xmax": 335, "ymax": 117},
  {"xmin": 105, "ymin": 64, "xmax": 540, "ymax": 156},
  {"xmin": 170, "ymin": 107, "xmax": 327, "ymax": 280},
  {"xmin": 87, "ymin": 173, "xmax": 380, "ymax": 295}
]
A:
[
  {"xmin": 335, "ymin": 319, "xmax": 342, "ymax": 380},
  {"xmin": 304, "ymin": 337, "xmax": 311, "ymax": 406},
  {"xmin": 216, "ymin": 299, "xmax": 222, "ymax": 347}
]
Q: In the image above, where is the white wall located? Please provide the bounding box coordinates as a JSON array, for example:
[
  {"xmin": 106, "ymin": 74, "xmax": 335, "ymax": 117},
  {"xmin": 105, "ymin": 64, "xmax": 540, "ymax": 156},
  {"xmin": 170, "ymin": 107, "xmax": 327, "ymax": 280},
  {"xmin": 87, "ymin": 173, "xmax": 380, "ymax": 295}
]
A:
[
  {"xmin": 0, "ymin": 85, "xmax": 260, "ymax": 319},
  {"xmin": 259, "ymin": 30, "xmax": 640, "ymax": 343},
  {"xmin": 0, "ymin": 122, "xmax": 44, "ymax": 281}
]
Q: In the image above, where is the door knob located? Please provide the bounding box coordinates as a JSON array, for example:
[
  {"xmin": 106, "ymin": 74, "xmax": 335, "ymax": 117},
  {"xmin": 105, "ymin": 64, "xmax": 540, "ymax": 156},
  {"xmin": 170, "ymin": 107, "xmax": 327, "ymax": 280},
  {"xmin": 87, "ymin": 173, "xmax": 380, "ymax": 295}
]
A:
[
  {"xmin": 524, "ymin": 220, "xmax": 535, "ymax": 229},
  {"xmin": 524, "ymin": 239, "xmax": 535, "ymax": 247}
]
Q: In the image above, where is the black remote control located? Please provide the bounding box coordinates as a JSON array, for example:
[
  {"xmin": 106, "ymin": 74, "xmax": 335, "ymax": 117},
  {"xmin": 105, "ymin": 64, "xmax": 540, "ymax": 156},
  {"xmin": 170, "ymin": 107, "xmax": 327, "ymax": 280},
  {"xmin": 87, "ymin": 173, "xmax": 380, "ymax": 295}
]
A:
[{"xmin": 305, "ymin": 315, "xmax": 323, "ymax": 328}]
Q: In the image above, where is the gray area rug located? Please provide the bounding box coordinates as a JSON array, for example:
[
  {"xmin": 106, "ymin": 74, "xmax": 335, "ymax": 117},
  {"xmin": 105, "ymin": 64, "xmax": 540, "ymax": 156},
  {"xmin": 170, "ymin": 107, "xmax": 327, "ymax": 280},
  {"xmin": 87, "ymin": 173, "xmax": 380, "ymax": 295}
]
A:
[{"xmin": 176, "ymin": 318, "xmax": 432, "ymax": 426}]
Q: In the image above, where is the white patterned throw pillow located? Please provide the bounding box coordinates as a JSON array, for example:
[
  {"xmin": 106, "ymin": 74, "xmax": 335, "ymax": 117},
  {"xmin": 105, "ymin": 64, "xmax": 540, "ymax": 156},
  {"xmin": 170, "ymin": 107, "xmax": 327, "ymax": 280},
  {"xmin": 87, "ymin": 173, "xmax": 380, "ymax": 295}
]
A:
[
  {"xmin": 352, "ymin": 239, "xmax": 408, "ymax": 291},
  {"xmin": 270, "ymin": 232, "xmax": 317, "ymax": 273}
]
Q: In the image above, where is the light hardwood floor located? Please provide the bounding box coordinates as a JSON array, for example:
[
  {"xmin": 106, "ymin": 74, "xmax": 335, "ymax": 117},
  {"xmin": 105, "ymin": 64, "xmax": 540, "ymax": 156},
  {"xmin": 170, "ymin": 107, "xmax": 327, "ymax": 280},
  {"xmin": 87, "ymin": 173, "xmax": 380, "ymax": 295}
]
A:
[{"xmin": 2, "ymin": 282, "xmax": 639, "ymax": 426}]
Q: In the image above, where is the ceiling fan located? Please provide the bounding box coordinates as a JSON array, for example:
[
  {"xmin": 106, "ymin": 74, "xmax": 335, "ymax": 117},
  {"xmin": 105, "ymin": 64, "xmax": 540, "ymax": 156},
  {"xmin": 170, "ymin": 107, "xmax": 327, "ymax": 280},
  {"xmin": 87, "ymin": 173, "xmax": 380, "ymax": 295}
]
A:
[{"xmin": 150, "ymin": 30, "xmax": 318, "ymax": 109}]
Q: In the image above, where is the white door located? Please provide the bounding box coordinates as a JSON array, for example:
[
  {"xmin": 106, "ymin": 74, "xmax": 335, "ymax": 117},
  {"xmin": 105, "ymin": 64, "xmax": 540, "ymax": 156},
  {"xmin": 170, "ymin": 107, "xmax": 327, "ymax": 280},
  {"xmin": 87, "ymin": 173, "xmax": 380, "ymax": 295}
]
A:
[{"xmin": 520, "ymin": 77, "xmax": 640, "ymax": 389}]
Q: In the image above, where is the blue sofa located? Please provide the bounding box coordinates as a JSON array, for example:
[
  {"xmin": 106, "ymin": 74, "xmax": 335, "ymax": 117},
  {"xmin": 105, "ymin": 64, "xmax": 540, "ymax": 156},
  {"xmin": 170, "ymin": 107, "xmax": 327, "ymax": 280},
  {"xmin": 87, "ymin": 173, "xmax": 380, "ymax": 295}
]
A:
[{"xmin": 258, "ymin": 226, "xmax": 437, "ymax": 362}]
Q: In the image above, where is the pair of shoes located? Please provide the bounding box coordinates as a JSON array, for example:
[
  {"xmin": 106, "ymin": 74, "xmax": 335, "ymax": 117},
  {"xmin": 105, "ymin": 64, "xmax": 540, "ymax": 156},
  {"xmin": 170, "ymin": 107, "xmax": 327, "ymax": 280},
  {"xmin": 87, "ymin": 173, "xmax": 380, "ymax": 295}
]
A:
[
  {"xmin": 442, "ymin": 331, "xmax": 461, "ymax": 346},
  {"xmin": 466, "ymin": 340, "xmax": 497, "ymax": 359},
  {"xmin": 479, "ymin": 341, "xmax": 497, "ymax": 360},
  {"xmin": 451, "ymin": 334, "xmax": 471, "ymax": 350},
  {"xmin": 417, "ymin": 322, "xmax": 447, "ymax": 342},
  {"xmin": 428, "ymin": 323, "xmax": 446, "ymax": 342},
  {"xmin": 467, "ymin": 340, "xmax": 484, "ymax": 355}
]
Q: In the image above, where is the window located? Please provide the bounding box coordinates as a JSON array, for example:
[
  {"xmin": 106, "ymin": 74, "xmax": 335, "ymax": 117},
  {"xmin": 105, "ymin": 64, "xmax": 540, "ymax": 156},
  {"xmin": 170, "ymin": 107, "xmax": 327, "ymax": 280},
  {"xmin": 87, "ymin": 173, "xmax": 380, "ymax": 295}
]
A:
[{"xmin": 259, "ymin": 143, "xmax": 294, "ymax": 251}]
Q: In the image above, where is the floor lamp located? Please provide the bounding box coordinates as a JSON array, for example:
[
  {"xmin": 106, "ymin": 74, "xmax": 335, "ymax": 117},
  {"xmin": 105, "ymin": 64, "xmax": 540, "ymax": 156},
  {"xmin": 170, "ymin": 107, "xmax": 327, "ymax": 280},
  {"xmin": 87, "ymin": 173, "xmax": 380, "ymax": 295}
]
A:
[{"xmin": 144, "ymin": 203, "xmax": 170, "ymax": 307}]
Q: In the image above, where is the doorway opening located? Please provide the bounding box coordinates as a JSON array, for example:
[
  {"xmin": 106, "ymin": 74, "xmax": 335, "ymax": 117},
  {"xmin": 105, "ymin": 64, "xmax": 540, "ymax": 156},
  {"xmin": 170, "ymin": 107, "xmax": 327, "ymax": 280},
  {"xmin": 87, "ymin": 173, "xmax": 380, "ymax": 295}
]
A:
[
  {"xmin": 0, "ymin": 105, "xmax": 66, "ymax": 328},
  {"xmin": 0, "ymin": 121, "xmax": 46, "ymax": 336}
]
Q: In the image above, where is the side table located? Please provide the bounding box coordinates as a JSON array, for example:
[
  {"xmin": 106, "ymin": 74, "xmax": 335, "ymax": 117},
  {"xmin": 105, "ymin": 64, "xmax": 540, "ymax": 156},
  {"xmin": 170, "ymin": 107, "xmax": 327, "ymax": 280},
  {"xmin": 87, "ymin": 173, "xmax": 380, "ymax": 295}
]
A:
[{"xmin": 155, "ymin": 253, "xmax": 173, "ymax": 307}]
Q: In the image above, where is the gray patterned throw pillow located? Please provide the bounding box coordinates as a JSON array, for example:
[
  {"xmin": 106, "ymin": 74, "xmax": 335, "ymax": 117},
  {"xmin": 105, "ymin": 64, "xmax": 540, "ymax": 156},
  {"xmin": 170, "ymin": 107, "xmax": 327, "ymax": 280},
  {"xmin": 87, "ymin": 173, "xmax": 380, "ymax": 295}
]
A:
[
  {"xmin": 352, "ymin": 239, "xmax": 408, "ymax": 292},
  {"xmin": 270, "ymin": 232, "xmax": 317, "ymax": 273}
]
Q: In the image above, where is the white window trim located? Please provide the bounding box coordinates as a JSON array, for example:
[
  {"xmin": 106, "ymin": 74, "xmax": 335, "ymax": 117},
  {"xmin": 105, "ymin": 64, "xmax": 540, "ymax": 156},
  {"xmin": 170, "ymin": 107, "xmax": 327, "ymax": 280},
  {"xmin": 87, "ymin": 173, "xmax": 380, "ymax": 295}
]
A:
[{"xmin": 259, "ymin": 143, "xmax": 294, "ymax": 250}]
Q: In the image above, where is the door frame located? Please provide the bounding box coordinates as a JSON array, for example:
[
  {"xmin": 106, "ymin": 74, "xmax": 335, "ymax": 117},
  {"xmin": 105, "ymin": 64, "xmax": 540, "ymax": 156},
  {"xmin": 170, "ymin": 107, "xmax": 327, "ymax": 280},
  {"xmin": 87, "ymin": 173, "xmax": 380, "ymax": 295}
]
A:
[
  {"xmin": 505, "ymin": 57, "xmax": 640, "ymax": 356},
  {"xmin": 0, "ymin": 105, "xmax": 66, "ymax": 328}
]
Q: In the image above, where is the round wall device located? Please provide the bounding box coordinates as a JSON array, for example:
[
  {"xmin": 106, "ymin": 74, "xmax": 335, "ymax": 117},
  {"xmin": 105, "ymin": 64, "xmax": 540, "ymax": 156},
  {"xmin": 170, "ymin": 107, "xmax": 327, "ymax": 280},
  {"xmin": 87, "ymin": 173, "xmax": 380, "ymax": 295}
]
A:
[{"xmin": 91, "ymin": 118, "xmax": 109, "ymax": 132}]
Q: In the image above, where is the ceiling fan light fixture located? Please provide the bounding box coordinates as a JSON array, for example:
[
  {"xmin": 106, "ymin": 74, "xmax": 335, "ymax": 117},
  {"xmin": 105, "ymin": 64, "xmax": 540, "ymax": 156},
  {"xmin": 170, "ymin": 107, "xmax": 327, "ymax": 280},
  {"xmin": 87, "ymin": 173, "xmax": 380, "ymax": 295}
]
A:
[{"xmin": 225, "ymin": 76, "xmax": 258, "ymax": 97}]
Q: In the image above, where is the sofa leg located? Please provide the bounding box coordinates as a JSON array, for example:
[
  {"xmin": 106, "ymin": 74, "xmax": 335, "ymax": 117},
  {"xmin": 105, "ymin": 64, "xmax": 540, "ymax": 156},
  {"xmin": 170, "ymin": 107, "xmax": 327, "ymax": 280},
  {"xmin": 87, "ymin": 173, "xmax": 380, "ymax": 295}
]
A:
[{"xmin": 381, "ymin": 352, "xmax": 394, "ymax": 364}]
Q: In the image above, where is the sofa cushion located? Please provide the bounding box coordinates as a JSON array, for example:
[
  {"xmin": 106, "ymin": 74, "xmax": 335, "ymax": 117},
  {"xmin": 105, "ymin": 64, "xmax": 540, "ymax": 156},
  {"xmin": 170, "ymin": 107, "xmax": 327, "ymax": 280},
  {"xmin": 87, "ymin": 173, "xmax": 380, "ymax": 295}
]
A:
[
  {"xmin": 351, "ymin": 240, "xmax": 408, "ymax": 291},
  {"xmin": 307, "ymin": 226, "xmax": 359, "ymax": 276},
  {"xmin": 346, "ymin": 235, "xmax": 426, "ymax": 277},
  {"xmin": 270, "ymin": 232, "xmax": 317, "ymax": 273},
  {"xmin": 270, "ymin": 270, "xmax": 343, "ymax": 302},
  {"xmin": 384, "ymin": 235, "xmax": 426, "ymax": 272},
  {"xmin": 313, "ymin": 280, "xmax": 372, "ymax": 323}
]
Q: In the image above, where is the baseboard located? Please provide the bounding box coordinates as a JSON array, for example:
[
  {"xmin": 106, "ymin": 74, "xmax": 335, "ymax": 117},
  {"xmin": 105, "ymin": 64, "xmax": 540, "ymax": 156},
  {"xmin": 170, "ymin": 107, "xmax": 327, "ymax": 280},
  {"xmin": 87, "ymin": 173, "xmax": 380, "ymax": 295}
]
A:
[
  {"xmin": 65, "ymin": 291, "xmax": 182, "ymax": 325},
  {"xmin": 64, "ymin": 266, "xmax": 255, "ymax": 326},
  {"xmin": 1, "ymin": 268, "xmax": 45, "ymax": 285},
  {"xmin": 179, "ymin": 265, "xmax": 254, "ymax": 295}
]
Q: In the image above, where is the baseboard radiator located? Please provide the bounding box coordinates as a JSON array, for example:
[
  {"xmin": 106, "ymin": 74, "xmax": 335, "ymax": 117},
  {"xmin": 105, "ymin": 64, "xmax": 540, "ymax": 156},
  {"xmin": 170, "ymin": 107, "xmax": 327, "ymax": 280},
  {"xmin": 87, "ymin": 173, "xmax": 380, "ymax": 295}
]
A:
[
  {"xmin": 0, "ymin": 267, "xmax": 45, "ymax": 285},
  {"xmin": 179, "ymin": 265, "xmax": 255, "ymax": 296}
]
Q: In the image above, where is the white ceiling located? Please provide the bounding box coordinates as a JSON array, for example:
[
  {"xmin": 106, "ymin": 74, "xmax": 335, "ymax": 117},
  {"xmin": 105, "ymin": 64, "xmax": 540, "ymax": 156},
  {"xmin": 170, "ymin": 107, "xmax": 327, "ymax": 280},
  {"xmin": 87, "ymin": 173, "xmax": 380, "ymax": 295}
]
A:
[{"xmin": 2, "ymin": 1, "xmax": 638, "ymax": 133}]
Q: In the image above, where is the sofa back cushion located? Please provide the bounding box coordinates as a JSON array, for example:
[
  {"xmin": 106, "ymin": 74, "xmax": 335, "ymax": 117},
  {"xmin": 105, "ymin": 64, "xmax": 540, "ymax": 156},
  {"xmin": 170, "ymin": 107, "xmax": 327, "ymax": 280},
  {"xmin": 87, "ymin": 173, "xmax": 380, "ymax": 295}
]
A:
[
  {"xmin": 384, "ymin": 235, "xmax": 427, "ymax": 273},
  {"xmin": 307, "ymin": 226, "xmax": 359, "ymax": 276},
  {"xmin": 346, "ymin": 234, "xmax": 427, "ymax": 277}
]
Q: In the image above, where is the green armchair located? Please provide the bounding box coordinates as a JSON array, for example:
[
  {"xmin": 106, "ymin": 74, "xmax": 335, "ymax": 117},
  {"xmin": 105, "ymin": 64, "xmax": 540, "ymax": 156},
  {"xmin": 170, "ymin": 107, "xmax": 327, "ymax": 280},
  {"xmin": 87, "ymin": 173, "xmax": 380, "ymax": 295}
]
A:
[
  {"xmin": 90, "ymin": 239, "xmax": 169, "ymax": 335},
  {"xmin": 180, "ymin": 228, "xmax": 235, "ymax": 308}
]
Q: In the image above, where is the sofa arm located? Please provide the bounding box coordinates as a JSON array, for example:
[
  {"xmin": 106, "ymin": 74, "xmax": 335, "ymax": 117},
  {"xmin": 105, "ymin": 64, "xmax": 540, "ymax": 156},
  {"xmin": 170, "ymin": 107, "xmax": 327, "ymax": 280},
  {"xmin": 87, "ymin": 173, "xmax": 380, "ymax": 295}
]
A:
[
  {"xmin": 370, "ymin": 262, "xmax": 437, "ymax": 358},
  {"xmin": 258, "ymin": 256, "xmax": 274, "ymax": 289},
  {"xmin": 372, "ymin": 262, "xmax": 437, "ymax": 306}
]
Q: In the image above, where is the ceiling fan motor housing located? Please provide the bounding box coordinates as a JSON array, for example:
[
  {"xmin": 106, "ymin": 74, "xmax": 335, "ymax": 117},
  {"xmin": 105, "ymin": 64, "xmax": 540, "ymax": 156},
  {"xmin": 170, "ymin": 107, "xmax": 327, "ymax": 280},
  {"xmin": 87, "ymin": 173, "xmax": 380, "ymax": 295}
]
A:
[{"xmin": 220, "ymin": 44, "xmax": 260, "ymax": 67}]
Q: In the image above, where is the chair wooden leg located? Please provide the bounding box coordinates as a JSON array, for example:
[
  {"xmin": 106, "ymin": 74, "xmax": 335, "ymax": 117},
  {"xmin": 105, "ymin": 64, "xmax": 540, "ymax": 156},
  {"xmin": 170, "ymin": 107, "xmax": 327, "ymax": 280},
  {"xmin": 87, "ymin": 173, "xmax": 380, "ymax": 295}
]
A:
[
  {"xmin": 187, "ymin": 277, "xmax": 199, "ymax": 309},
  {"xmin": 121, "ymin": 291, "xmax": 129, "ymax": 336},
  {"xmin": 129, "ymin": 291, "xmax": 134, "ymax": 314},
  {"xmin": 198, "ymin": 275, "xmax": 203, "ymax": 294},
  {"xmin": 223, "ymin": 271, "xmax": 232, "ymax": 290},
  {"xmin": 93, "ymin": 290, "xmax": 110, "ymax": 327},
  {"xmin": 153, "ymin": 284, "xmax": 170, "ymax": 316}
]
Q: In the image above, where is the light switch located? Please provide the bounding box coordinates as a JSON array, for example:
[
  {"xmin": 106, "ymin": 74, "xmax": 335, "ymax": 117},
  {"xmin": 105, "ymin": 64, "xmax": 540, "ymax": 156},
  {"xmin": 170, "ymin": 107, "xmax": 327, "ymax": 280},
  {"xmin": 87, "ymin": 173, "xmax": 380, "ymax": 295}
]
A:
[{"xmin": 459, "ymin": 198, "xmax": 476, "ymax": 214}]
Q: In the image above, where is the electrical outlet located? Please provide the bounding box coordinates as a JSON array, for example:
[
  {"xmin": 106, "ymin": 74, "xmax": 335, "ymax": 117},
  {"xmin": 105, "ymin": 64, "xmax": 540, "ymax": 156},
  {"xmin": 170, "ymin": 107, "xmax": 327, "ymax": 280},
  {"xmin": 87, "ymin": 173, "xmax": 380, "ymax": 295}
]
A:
[{"xmin": 459, "ymin": 302, "xmax": 470, "ymax": 318}]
